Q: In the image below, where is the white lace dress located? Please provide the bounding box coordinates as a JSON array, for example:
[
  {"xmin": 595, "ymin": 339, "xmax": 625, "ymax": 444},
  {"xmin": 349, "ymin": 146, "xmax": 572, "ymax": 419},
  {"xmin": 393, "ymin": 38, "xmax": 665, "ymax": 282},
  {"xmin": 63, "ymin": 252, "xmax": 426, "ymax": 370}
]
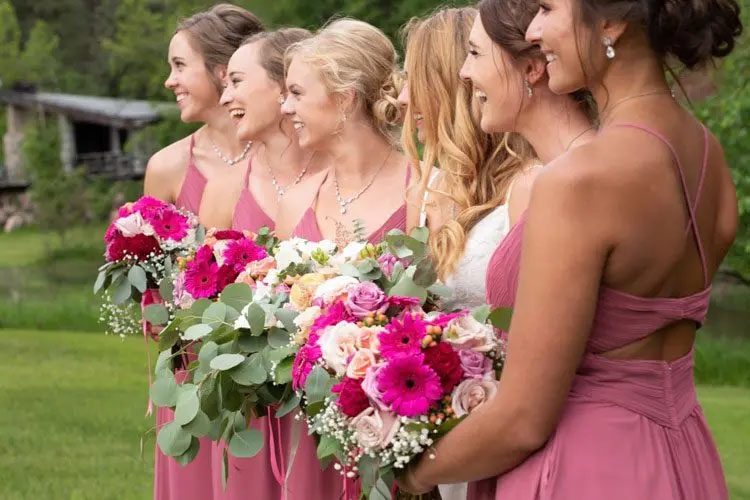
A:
[{"xmin": 420, "ymin": 179, "xmax": 514, "ymax": 500}]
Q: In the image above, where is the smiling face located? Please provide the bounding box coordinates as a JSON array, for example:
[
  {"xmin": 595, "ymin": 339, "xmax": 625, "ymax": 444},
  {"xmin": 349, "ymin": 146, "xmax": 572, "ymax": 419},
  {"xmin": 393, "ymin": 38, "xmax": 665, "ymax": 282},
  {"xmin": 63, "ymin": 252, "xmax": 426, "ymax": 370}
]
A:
[
  {"xmin": 459, "ymin": 14, "xmax": 526, "ymax": 133},
  {"xmin": 164, "ymin": 31, "xmax": 222, "ymax": 123},
  {"xmin": 526, "ymin": 0, "xmax": 595, "ymax": 95},
  {"xmin": 220, "ymin": 42, "xmax": 284, "ymax": 141},
  {"xmin": 282, "ymin": 56, "xmax": 343, "ymax": 149}
]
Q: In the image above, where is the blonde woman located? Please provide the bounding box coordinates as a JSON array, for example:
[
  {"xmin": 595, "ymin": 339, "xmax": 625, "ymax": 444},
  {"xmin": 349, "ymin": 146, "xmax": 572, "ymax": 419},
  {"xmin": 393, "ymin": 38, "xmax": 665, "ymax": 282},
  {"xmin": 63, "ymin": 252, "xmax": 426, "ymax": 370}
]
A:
[
  {"xmin": 276, "ymin": 19, "xmax": 410, "ymax": 246},
  {"xmin": 401, "ymin": 7, "xmax": 537, "ymax": 309}
]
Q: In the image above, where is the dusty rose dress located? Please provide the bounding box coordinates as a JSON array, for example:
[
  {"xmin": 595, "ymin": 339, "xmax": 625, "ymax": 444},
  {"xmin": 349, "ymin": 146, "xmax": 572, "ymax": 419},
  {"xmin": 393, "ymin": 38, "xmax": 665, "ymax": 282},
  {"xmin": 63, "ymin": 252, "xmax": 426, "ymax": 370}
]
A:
[
  {"xmin": 470, "ymin": 123, "xmax": 727, "ymax": 499},
  {"xmin": 154, "ymin": 135, "xmax": 214, "ymax": 500}
]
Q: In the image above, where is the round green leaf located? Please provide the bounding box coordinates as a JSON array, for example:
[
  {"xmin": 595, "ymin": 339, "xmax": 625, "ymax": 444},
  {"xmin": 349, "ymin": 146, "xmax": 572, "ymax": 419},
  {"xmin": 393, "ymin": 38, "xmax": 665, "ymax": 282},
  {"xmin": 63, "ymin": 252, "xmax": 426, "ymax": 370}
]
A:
[
  {"xmin": 128, "ymin": 265, "xmax": 148, "ymax": 293},
  {"xmin": 274, "ymin": 393, "xmax": 301, "ymax": 418},
  {"xmin": 203, "ymin": 302, "xmax": 229, "ymax": 328},
  {"xmin": 93, "ymin": 270, "xmax": 107, "ymax": 294},
  {"xmin": 198, "ymin": 341, "xmax": 219, "ymax": 365},
  {"xmin": 210, "ymin": 353, "xmax": 246, "ymax": 371},
  {"xmin": 150, "ymin": 375, "xmax": 178, "ymax": 407},
  {"xmin": 238, "ymin": 331, "xmax": 267, "ymax": 353},
  {"xmin": 157, "ymin": 421, "xmax": 192, "ymax": 457},
  {"xmin": 267, "ymin": 327, "xmax": 291, "ymax": 349},
  {"xmin": 247, "ymin": 303, "xmax": 266, "ymax": 336},
  {"xmin": 274, "ymin": 357, "xmax": 294, "ymax": 385},
  {"xmin": 184, "ymin": 323, "xmax": 213, "ymax": 341},
  {"xmin": 174, "ymin": 389, "xmax": 200, "ymax": 425},
  {"xmin": 173, "ymin": 436, "xmax": 201, "ymax": 467},
  {"xmin": 273, "ymin": 308, "xmax": 299, "ymax": 333},
  {"xmin": 229, "ymin": 353, "xmax": 266, "ymax": 386},
  {"xmin": 228, "ymin": 428, "xmax": 264, "ymax": 458},
  {"xmin": 304, "ymin": 365, "xmax": 331, "ymax": 404},
  {"xmin": 111, "ymin": 275, "xmax": 133, "ymax": 305},
  {"xmin": 144, "ymin": 303, "xmax": 169, "ymax": 325},
  {"xmin": 182, "ymin": 410, "xmax": 211, "ymax": 437},
  {"xmin": 220, "ymin": 283, "xmax": 254, "ymax": 311}
]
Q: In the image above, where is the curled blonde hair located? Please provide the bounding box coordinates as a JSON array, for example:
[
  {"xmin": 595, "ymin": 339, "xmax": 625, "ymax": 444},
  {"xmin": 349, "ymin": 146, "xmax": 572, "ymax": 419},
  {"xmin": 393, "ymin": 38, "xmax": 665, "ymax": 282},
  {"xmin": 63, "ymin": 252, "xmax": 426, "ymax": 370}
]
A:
[
  {"xmin": 286, "ymin": 18, "xmax": 403, "ymax": 144},
  {"xmin": 401, "ymin": 7, "xmax": 534, "ymax": 279}
]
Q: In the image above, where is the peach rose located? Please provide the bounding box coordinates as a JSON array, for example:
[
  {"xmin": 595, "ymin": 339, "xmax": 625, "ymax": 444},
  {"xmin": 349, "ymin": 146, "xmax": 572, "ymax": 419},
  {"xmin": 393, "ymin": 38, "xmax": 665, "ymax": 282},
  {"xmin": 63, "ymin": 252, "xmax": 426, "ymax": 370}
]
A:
[
  {"xmin": 356, "ymin": 327, "xmax": 383, "ymax": 353},
  {"xmin": 346, "ymin": 348, "xmax": 377, "ymax": 379},
  {"xmin": 289, "ymin": 273, "xmax": 327, "ymax": 311},
  {"xmin": 243, "ymin": 256, "xmax": 276, "ymax": 278},
  {"xmin": 348, "ymin": 408, "xmax": 401, "ymax": 450},
  {"xmin": 451, "ymin": 379, "xmax": 498, "ymax": 417}
]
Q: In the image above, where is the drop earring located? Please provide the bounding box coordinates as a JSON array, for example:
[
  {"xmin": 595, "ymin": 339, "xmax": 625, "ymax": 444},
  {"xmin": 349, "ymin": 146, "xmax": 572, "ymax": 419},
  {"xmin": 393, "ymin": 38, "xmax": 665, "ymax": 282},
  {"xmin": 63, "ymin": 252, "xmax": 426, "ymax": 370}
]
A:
[
  {"xmin": 524, "ymin": 79, "xmax": 533, "ymax": 98},
  {"xmin": 603, "ymin": 36, "xmax": 616, "ymax": 59}
]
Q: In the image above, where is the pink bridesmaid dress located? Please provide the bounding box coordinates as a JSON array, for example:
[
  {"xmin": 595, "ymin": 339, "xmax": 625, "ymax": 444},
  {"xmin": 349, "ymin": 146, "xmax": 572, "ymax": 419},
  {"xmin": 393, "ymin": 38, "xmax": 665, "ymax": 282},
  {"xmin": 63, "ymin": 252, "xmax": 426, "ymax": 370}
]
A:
[
  {"xmin": 471, "ymin": 123, "xmax": 727, "ymax": 499},
  {"xmin": 154, "ymin": 135, "xmax": 214, "ymax": 500},
  {"xmin": 211, "ymin": 158, "xmax": 286, "ymax": 500},
  {"xmin": 283, "ymin": 167, "xmax": 411, "ymax": 500}
]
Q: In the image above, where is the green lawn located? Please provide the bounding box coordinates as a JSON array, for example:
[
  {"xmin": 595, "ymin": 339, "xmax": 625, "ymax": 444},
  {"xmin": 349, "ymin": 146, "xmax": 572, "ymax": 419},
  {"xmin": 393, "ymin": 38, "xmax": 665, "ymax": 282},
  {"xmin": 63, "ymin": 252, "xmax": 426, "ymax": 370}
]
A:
[{"xmin": 0, "ymin": 329, "xmax": 748, "ymax": 499}]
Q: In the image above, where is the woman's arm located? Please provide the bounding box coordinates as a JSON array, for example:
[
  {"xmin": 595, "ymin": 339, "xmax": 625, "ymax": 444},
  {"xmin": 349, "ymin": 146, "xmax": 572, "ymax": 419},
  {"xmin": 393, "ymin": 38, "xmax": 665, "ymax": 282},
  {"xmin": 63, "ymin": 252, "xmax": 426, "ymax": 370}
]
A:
[{"xmin": 401, "ymin": 157, "xmax": 614, "ymax": 491}]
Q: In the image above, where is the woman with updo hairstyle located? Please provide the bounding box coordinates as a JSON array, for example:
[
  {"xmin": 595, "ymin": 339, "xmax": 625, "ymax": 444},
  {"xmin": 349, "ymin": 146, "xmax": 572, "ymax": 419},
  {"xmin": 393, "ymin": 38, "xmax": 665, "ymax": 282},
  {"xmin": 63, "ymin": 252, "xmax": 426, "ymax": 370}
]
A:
[
  {"xmin": 145, "ymin": 5, "xmax": 264, "ymax": 500},
  {"xmin": 399, "ymin": 0, "xmax": 742, "ymax": 498},
  {"xmin": 276, "ymin": 18, "xmax": 412, "ymax": 246}
]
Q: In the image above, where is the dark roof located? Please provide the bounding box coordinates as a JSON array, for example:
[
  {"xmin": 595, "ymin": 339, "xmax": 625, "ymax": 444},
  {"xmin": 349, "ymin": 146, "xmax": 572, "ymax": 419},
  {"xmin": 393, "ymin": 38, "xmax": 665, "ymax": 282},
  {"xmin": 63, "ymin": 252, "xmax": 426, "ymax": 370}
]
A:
[{"xmin": 0, "ymin": 90, "xmax": 168, "ymax": 128}]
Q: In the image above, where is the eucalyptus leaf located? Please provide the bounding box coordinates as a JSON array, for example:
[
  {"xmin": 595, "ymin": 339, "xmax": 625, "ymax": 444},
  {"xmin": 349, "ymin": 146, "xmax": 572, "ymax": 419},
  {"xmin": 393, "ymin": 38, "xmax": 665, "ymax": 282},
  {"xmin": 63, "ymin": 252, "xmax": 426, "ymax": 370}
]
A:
[
  {"xmin": 156, "ymin": 421, "xmax": 192, "ymax": 457},
  {"xmin": 388, "ymin": 274, "xmax": 427, "ymax": 303},
  {"xmin": 273, "ymin": 308, "xmax": 299, "ymax": 333},
  {"xmin": 158, "ymin": 324, "xmax": 180, "ymax": 351},
  {"xmin": 427, "ymin": 283, "xmax": 453, "ymax": 298},
  {"xmin": 472, "ymin": 305, "xmax": 492, "ymax": 324},
  {"xmin": 412, "ymin": 258, "xmax": 438, "ymax": 287},
  {"xmin": 488, "ymin": 307, "xmax": 513, "ymax": 332},
  {"xmin": 238, "ymin": 331, "xmax": 267, "ymax": 353},
  {"xmin": 173, "ymin": 436, "xmax": 200, "ymax": 466},
  {"xmin": 203, "ymin": 302, "xmax": 229, "ymax": 329},
  {"xmin": 304, "ymin": 366, "xmax": 331, "ymax": 404},
  {"xmin": 316, "ymin": 434, "xmax": 342, "ymax": 460},
  {"xmin": 357, "ymin": 260, "xmax": 374, "ymax": 274},
  {"xmin": 199, "ymin": 376, "xmax": 221, "ymax": 420},
  {"xmin": 338, "ymin": 263, "xmax": 360, "ymax": 278},
  {"xmin": 409, "ymin": 225, "xmax": 429, "ymax": 243},
  {"xmin": 150, "ymin": 375, "xmax": 179, "ymax": 407},
  {"xmin": 358, "ymin": 454, "xmax": 379, "ymax": 493},
  {"xmin": 154, "ymin": 349, "xmax": 173, "ymax": 377},
  {"xmin": 93, "ymin": 270, "xmax": 107, "ymax": 294},
  {"xmin": 274, "ymin": 393, "xmax": 301, "ymax": 418},
  {"xmin": 229, "ymin": 353, "xmax": 266, "ymax": 385},
  {"xmin": 264, "ymin": 345, "xmax": 298, "ymax": 363},
  {"xmin": 247, "ymin": 303, "xmax": 266, "ymax": 336},
  {"xmin": 128, "ymin": 265, "xmax": 148, "ymax": 293},
  {"xmin": 198, "ymin": 341, "xmax": 219, "ymax": 365},
  {"xmin": 184, "ymin": 323, "xmax": 213, "ymax": 341},
  {"xmin": 228, "ymin": 428, "xmax": 264, "ymax": 458},
  {"xmin": 111, "ymin": 275, "xmax": 133, "ymax": 305},
  {"xmin": 220, "ymin": 283, "xmax": 254, "ymax": 311},
  {"xmin": 144, "ymin": 303, "xmax": 169, "ymax": 325},
  {"xmin": 159, "ymin": 276, "xmax": 174, "ymax": 303},
  {"xmin": 174, "ymin": 389, "xmax": 200, "ymax": 425},
  {"xmin": 267, "ymin": 327, "xmax": 291, "ymax": 349},
  {"xmin": 274, "ymin": 357, "xmax": 294, "ymax": 385},
  {"xmin": 210, "ymin": 353, "xmax": 246, "ymax": 371},
  {"xmin": 369, "ymin": 477, "xmax": 393, "ymax": 500}
]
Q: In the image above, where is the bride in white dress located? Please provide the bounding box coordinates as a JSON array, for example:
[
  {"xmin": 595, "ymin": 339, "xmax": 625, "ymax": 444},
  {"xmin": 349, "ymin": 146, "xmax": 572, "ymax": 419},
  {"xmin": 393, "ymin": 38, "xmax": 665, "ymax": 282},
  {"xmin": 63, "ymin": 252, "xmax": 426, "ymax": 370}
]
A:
[{"xmin": 398, "ymin": 7, "xmax": 540, "ymax": 499}]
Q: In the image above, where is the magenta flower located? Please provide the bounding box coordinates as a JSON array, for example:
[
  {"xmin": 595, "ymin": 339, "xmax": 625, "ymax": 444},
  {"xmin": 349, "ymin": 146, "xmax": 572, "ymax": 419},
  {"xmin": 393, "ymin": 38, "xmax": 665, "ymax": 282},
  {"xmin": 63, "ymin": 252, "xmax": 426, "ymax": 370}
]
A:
[
  {"xmin": 105, "ymin": 232, "xmax": 160, "ymax": 261},
  {"xmin": 149, "ymin": 208, "xmax": 190, "ymax": 241},
  {"xmin": 377, "ymin": 353, "xmax": 442, "ymax": 417},
  {"xmin": 378, "ymin": 313, "xmax": 427, "ymax": 360},
  {"xmin": 132, "ymin": 196, "xmax": 167, "ymax": 219},
  {"xmin": 387, "ymin": 296, "xmax": 422, "ymax": 310},
  {"xmin": 428, "ymin": 311, "xmax": 467, "ymax": 329},
  {"xmin": 184, "ymin": 261, "xmax": 219, "ymax": 299},
  {"xmin": 192, "ymin": 245, "xmax": 215, "ymax": 267},
  {"xmin": 213, "ymin": 229, "xmax": 244, "ymax": 241},
  {"xmin": 222, "ymin": 238, "xmax": 268, "ymax": 273},
  {"xmin": 310, "ymin": 301, "xmax": 351, "ymax": 337},
  {"xmin": 292, "ymin": 334, "xmax": 322, "ymax": 390}
]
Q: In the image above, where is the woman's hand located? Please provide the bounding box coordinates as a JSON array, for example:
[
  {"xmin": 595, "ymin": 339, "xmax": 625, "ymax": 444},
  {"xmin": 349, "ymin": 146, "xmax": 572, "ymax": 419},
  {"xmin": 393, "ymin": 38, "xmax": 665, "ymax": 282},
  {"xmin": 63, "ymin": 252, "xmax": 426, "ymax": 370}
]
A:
[{"xmin": 396, "ymin": 465, "xmax": 435, "ymax": 496}]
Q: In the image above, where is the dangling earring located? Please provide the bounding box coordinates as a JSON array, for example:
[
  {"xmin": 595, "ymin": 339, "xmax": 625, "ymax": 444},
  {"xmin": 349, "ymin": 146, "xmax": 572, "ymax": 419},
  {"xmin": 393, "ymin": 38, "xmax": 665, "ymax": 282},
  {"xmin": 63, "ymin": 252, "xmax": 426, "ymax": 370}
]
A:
[
  {"xmin": 603, "ymin": 36, "xmax": 616, "ymax": 59},
  {"xmin": 277, "ymin": 94, "xmax": 285, "ymax": 105},
  {"xmin": 524, "ymin": 79, "xmax": 533, "ymax": 98}
]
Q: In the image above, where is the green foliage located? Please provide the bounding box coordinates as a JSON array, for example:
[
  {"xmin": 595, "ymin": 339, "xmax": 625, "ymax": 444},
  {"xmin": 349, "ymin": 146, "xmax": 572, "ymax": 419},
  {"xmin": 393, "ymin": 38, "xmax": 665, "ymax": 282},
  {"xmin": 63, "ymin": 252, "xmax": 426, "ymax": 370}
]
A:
[
  {"xmin": 125, "ymin": 107, "xmax": 200, "ymax": 157},
  {"xmin": 0, "ymin": 0, "xmax": 21, "ymax": 85},
  {"xmin": 18, "ymin": 20, "xmax": 61, "ymax": 88}
]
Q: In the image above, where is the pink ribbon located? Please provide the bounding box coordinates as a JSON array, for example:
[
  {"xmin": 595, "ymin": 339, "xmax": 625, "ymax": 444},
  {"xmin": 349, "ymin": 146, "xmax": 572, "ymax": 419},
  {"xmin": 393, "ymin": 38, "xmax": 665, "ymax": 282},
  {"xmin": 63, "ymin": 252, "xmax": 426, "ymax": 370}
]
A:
[
  {"xmin": 140, "ymin": 288, "xmax": 163, "ymax": 417},
  {"xmin": 267, "ymin": 408, "xmax": 287, "ymax": 500}
]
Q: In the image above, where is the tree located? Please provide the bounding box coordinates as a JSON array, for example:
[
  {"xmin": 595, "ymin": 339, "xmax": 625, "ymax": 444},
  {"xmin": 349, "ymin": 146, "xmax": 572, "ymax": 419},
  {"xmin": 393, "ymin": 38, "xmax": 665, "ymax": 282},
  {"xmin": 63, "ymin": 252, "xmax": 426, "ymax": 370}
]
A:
[
  {"xmin": 0, "ymin": 0, "xmax": 22, "ymax": 87},
  {"xmin": 19, "ymin": 21, "xmax": 61, "ymax": 89}
]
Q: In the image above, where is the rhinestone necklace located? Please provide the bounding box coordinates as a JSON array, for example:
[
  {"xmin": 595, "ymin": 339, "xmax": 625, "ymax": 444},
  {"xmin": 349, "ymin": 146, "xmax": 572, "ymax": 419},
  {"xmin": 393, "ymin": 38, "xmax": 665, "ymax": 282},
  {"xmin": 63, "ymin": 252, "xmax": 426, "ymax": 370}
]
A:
[
  {"xmin": 209, "ymin": 139, "xmax": 252, "ymax": 167},
  {"xmin": 333, "ymin": 149, "xmax": 393, "ymax": 215}
]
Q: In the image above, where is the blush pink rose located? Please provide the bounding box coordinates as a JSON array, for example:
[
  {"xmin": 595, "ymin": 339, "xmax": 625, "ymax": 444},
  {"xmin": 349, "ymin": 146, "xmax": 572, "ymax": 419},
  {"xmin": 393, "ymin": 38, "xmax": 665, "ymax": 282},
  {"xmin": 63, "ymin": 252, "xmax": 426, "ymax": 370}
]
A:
[
  {"xmin": 348, "ymin": 407, "xmax": 401, "ymax": 450},
  {"xmin": 451, "ymin": 379, "xmax": 498, "ymax": 418}
]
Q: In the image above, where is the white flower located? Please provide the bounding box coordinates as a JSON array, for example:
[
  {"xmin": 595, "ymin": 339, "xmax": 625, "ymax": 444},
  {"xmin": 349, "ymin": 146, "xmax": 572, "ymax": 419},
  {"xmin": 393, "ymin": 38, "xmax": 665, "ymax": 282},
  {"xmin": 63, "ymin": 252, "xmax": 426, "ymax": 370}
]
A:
[
  {"xmin": 263, "ymin": 269, "xmax": 281, "ymax": 287},
  {"xmin": 294, "ymin": 306, "xmax": 322, "ymax": 331},
  {"xmin": 179, "ymin": 228, "xmax": 196, "ymax": 247},
  {"xmin": 444, "ymin": 314, "xmax": 498, "ymax": 352},
  {"xmin": 115, "ymin": 212, "xmax": 151, "ymax": 237},
  {"xmin": 318, "ymin": 321, "xmax": 361, "ymax": 376},
  {"xmin": 313, "ymin": 275, "xmax": 359, "ymax": 305},
  {"xmin": 341, "ymin": 241, "xmax": 366, "ymax": 262},
  {"xmin": 275, "ymin": 241, "xmax": 304, "ymax": 270}
]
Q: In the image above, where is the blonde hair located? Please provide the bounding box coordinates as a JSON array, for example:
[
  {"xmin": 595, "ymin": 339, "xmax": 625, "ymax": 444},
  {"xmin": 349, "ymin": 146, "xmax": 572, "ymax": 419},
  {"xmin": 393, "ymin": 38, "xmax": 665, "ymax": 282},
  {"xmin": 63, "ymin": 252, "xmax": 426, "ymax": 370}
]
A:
[
  {"xmin": 401, "ymin": 7, "xmax": 534, "ymax": 279},
  {"xmin": 286, "ymin": 18, "xmax": 403, "ymax": 144},
  {"xmin": 177, "ymin": 4, "xmax": 264, "ymax": 93}
]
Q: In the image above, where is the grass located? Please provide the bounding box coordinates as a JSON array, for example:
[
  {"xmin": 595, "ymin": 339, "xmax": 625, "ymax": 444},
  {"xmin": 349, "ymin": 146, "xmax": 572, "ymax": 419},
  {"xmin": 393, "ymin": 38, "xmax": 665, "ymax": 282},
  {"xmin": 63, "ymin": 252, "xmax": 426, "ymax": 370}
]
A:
[{"xmin": 0, "ymin": 328, "xmax": 748, "ymax": 499}]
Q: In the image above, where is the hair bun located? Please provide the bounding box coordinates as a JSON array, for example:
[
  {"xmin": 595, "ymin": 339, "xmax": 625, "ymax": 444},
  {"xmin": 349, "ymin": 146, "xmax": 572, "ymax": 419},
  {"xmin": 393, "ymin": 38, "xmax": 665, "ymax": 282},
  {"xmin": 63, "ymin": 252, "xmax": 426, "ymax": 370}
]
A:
[
  {"xmin": 372, "ymin": 71, "xmax": 404, "ymax": 128},
  {"xmin": 648, "ymin": 0, "xmax": 742, "ymax": 68}
]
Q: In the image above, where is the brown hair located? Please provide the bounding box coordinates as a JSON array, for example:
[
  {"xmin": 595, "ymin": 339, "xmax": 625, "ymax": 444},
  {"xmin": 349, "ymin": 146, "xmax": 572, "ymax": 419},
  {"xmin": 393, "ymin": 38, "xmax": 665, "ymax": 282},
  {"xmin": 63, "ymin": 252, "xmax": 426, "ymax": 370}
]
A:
[
  {"xmin": 478, "ymin": 0, "xmax": 597, "ymax": 122},
  {"xmin": 401, "ymin": 7, "xmax": 534, "ymax": 279},
  {"xmin": 242, "ymin": 28, "xmax": 312, "ymax": 87},
  {"xmin": 575, "ymin": 0, "xmax": 742, "ymax": 69},
  {"xmin": 177, "ymin": 4, "xmax": 265, "ymax": 92}
]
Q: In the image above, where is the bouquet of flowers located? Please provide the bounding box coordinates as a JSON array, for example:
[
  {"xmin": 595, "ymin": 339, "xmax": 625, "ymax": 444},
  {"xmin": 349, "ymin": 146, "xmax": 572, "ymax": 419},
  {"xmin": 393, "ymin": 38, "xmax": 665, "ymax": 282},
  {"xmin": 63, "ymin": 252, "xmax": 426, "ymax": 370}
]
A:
[
  {"xmin": 291, "ymin": 229, "xmax": 511, "ymax": 499},
  {"xmin": 94, "ymin": 196, "xmax": 200, "ymax": 337}
]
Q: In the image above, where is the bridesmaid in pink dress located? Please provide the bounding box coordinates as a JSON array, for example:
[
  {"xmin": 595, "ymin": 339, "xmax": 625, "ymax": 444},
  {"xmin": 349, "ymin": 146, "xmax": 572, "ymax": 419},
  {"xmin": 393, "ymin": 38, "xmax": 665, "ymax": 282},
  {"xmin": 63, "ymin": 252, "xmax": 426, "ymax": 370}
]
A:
[
  {"xmin": 213, "ymin": 28, "xmax": 330, "ymax": 500},
  {"xmin": 142, "ymin": 6, "xmax": 264, "ymax": 500},
  {"xmin": 399, "ymin": 0, "xmax": 742, "ymax": 498},
  {"xmin": 272, "ymin": 19, "xmax": 411, "ymax": 499}
]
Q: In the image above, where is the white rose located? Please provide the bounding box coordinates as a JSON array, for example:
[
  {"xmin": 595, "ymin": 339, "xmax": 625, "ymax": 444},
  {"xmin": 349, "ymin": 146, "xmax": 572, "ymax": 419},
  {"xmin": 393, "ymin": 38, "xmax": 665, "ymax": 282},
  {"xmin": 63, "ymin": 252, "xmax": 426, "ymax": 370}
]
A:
[
  {"xmin": 294, "ymin": 306, "xmax": 322, "ymax": 331},
  {"xmin": 275, "ymin": 241, "xmax": 303, "ymax": 270},
  {"xmin": 342, "ymin": 241, "xmax": 366, "ymax": 262},
  {"xmin": 212, "ymin": 240, "xmax": 230, "ymax": 267},
  {"xmin": 444, "ymin": 314, "xmax": 498, "ymax": 352},
  {"xmin": 115, "ymin": 212, "xmax": 150, "ymax": 237},
  {"xmin": 318, "ymin": 321, "xmax": 360, "ymax": 376},
  {"xmin": 349, "ymin": 408, "xmax": 400, "ymax": 450},
  {"xmin": 313, "ymin": 275, "xmax": 359, "ymax": 305},
  {"xmin": 451, "ymin": 379, "xmax": 498, "ymax": 418}
]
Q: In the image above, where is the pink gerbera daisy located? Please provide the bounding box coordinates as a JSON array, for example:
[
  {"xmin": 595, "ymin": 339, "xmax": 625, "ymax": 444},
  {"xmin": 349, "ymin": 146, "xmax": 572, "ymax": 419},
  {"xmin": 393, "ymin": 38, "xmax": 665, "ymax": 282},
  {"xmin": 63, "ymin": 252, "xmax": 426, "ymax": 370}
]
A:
[
  {"xmin": 184, "ymin": 261, "xmax": 219, "ymax": 299},
  {"xmin": 132, "ymin": 196, "xmax": 167, "ymax": 219},
  {"xmin": 149, "ymin": 208, "xmax": 190, "ymax": 241},
  {"xmin": 309, "ymin": 302, "xmax": 352, "ymax": 337},
  {"xmin": 222, "ymin": 238, "xmax": 268, "ymax": 273},
  {"xmin": 378, "ymin": 313, "xmax": 427, "ymax": 360},
  {"xmin": 377, "ymin": 353, "xmax": 442, "ymax": 417},
  {"xmin": 192, "ymin": 245, "xmax": 215, "ymax": 267}
]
